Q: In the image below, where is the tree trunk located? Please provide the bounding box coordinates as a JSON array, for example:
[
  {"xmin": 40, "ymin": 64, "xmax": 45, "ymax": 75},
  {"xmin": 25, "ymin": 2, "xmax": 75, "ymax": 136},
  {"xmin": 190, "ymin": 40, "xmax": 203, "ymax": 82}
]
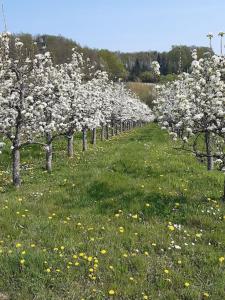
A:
[
  {"xmin": 67, "ymin": 134, "xmax": 74, "ymax": 158},
  {"xmin": 106, "ymin": 124, "xmax": 109, "ymax": 140},
  {"xmin": 91, "ymin": 128, "xmax": 97, "ymax": 146},
  {"xmin": 115, "ymin": 123, "xmax": 118, "ymax": 135},
  {"xmin": 101, "ymin": 124, "xmax": 105, "ymax": 141},
  {"xmin": 111, "ymin": 124, "xmax": 115, "ymax": 136},
  {"xmin": 120, "ymin": 121, "xmax": 123, "ymax": 133},
  {"xmin": 223, "ymin": 176, "xmax": 225, "ymax": 202},
  {"xmin": 12, "ymin": 145, "xmax": 21, "ymax": 188},
  {"xmin": 205, "ymin": 131, "xmax": 214, "ymax": 171},
  {"xmin": 82, "ymin": 128, "xmax": 87, "ymax": 151},
  {"xmin": 46, "ymin": 133, "xmax": 53, "ymax": 172}
]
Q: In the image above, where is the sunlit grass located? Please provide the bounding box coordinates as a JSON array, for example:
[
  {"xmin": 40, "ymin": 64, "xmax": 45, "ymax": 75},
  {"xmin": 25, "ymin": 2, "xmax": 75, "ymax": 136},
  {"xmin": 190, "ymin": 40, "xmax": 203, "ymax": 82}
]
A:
[{"xmin": 0, "ymin": 124, "xmax": 224, "ymax": 299}]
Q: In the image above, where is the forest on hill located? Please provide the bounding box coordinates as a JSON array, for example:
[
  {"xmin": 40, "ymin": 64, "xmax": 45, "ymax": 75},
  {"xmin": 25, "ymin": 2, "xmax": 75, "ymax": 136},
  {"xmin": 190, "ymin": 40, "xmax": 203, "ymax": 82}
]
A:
[{"xmin": 16, "ymin": 33, "xmax": 211, "ymax": 83}]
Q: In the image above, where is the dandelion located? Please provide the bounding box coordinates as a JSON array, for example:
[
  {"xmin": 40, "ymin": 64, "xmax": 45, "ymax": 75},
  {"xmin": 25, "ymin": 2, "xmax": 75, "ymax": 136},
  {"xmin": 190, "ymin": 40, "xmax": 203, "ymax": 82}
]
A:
[
  {"xmin": 20, "ymin": 259, "xmax": 25, "ymax": 264},
  {"xmin": 119, "ymin": 227, "xmax": 124, "ymax": 233},
  {"xmin": 196, "ymin": 233, "xmax": 202, "ymax": 238},
  {"xmin": 16, "ymin": 243, "xmax": 22, "ymax": 248},
  {"xmin": 100, "ymin": 249, "xmax": 107, "ymax": 254},
  {"xmin": 108, "ymin": 290, "xmax": 115, "ymax": 296},
  {"xmin": 132, "ymin": 214, "xmax": 138, "ymax": 219},
  {"xmin": 164, "ymin": 269, "xmax": 169, "ymax": 274},
  {"xmin": 184, "ymin": 282, "xmax": 190, "ymax": 287},
  {"xmin": 219, "ymin": 256, "xmax": 224, "ymax": 263},
  {"xmin": 46, "ymin": 268, "xmax": 51, "ymax": 273},
  {"xmin": 168, "ymin": 225, "xmax": 175, "ymax": 231},
  {"xmin": 203, "ymin": 292, "xmax": 209, "ymax": 298}
]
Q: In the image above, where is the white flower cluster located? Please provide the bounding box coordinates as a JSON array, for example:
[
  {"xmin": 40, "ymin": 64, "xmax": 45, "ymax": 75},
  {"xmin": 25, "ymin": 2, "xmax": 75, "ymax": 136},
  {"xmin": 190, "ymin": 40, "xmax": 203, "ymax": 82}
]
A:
[
  {"xmin": 154, "ymin": 50, "xmax": 225, "ymax": 172},
  {"xmin": 0, "ymin": 32, "xmax": 154, "ymax": 186}
]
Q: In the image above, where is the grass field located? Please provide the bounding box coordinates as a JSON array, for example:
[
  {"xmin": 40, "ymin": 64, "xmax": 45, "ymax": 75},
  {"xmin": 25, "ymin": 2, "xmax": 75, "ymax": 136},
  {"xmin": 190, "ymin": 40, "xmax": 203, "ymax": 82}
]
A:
[{"xmin": 0, "ymin": 124, "xmax": 225, "ymax": 300}]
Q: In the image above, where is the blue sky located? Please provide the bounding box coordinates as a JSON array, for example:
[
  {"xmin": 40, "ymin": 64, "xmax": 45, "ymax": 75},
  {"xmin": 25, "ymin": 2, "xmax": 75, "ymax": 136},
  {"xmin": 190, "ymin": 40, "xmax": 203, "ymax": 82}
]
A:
[{"xmin": 3, "ymin": 0, "xmax": 225, "ymax": 53}]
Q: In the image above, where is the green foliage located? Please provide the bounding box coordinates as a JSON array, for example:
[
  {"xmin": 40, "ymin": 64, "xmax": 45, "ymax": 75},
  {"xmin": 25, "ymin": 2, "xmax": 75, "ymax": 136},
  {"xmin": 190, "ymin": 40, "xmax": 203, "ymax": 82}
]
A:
[
  {"xmin": 99, "ymin": 50, "xmax": 128, "ymax": 81},
  {"xmin": 0, "ymin": 125, "xmax": 224, "ymax": 299},
  {"xmin": 139, "ymin": 71, "xmax": 160, "ymax": 83},
  {"xmin": 159, "ymin": 74, "xmax": 178, "ymax": 83}
]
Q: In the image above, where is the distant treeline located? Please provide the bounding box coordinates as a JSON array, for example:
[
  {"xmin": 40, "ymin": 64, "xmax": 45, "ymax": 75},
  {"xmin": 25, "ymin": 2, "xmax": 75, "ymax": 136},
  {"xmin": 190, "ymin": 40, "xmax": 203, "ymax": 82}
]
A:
[{"xmin": 16, "ymin": 33, "xmax": 212, "ymax": 83}]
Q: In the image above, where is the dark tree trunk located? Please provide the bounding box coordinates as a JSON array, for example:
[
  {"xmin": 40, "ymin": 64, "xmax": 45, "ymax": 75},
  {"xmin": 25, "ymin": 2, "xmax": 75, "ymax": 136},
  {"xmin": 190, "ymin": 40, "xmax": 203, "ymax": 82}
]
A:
[
  {"xmin": 12, "ymin": 144, "xmax": 21, "ymax": 188},
  {"xmin": 205, "ymin": 131, "xmax": 214, "ymax": 171},
  {"xmin": 106, "ymin": 124, "xmax": 109, "ymax": 140},
  {"xmin": 101, "ymin": 124, "xmax": 105, "ymax": 141},
  {"xmin": 46, "ymin": 133, "xmax": 53, "ymax": 172},
  {"xmin": 91, "ymin": 128, "xmax": 97, "ymax": 146},
  {"xmin": 120, "ymin": 121, "xmax": 123, "ymax": 133},
  {"xmin": 115, "ymin": 123, "xmax": 118, "ymax": 135},
  {"xmin": 223, "ymin": 176, "xmax": 225, "ymax": 202},
  {"xmin": 67, "ymin": 134, "xmax": 74, "ymax": 158},
  {"xmin": 111, "ymin": 124, "xmax": 115, "ymax": 136},
  {"xmin": 82, "ymin": 128, "xmax": 87, "ymax": 151}
]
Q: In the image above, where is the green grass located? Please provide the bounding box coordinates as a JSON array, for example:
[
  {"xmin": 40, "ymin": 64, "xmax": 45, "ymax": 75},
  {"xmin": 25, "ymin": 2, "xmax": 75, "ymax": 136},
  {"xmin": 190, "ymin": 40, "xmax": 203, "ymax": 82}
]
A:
[{"xmin": 0, "ymin": 124, "xmax": 225, "ymax": 300}]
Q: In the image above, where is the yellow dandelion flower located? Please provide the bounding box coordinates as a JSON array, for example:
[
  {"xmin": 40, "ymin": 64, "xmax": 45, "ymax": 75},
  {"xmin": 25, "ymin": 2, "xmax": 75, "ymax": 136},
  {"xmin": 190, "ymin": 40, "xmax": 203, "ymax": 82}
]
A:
[
  {"xmin": 164, "ymin": 269, "xmax": 169, "ymax": 274},
  {"xmin": 108, "ymin": 290, "xmax": 115, "ymax": 296},
  {"xmin": 100, "ymin": 249, "xmax": 107, "ymax": 254},
  {"xmin": 168, "ymin": 225, "xmax": 175, "ymax": 231},
  {"xmin": 16, "ymin": 243, "xmax": 22, "ymax": 248},
  {"xmin": 203, "ymin": 292, "xmax": 209, "ymax": 298},
  {"xmin": 219, "ymin": 257, "xmax": 224, "ymax": 263},
  {"xmin": 20, "ymin": 259, "xmax": 25, "ymax": 264},
  {"xmin": 184, "ymin": 282, "xmax": 190, "ymax": 287}
]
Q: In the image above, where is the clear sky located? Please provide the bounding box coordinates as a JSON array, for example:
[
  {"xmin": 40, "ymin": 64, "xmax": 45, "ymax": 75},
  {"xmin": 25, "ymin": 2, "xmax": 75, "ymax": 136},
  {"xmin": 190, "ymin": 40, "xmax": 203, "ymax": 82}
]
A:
[{"xmin": 2, "ymin": 0, "xmax": 225, "ymax": 53}]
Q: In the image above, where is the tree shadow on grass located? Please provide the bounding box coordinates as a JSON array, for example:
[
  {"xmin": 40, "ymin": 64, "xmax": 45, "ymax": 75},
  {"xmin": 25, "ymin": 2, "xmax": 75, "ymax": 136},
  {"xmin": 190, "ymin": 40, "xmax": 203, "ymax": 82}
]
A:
[{"xmin": 86, "ymin": 180, "xmax": 188, "ymax": 220}]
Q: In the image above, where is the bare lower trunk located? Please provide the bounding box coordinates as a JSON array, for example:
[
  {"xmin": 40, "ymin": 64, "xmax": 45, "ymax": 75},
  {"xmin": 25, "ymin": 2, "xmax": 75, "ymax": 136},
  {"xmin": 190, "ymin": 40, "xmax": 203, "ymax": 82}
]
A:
[
  {"xmin": 101, "ymin": 124, "xmax": 105, "ymax": 141},
  {"xmin": 67, "ymin": 134, "xmax": 74, "ymax": 158},
  {"xmin": 115, "ymin": 123, "xmax": 118, "ymax": 135},
  {"xmin": 82, "ymin": 128, "xmax": 87, "ymax": 151},
  {"xmin": 46, "ymin": 133, "xmax": 53, "ymax": 172},
  {"xmin": 223, "ymin": 176, "xmax": 225, "ymax": 202},
  {"xmin": 205, "ymin": 131, "xmax": 214, "ymax": 171},
  {"xmin": 111, "ymin": 124, "xmax": 115, "ymax": 136},
  {"xmin": 91, "ymin": 128, "xmax": 97, "ymax": 146},
  {"xmin": 106, "ymin": 124, "xmax": 109, "ymax": 140},
  {"xmin": 12, "ymin": 145, "xmax": 21, "ymax": 187},
  {"xmin": 120, "ymin": 121, "xmax": 123, "ymax": 133}
]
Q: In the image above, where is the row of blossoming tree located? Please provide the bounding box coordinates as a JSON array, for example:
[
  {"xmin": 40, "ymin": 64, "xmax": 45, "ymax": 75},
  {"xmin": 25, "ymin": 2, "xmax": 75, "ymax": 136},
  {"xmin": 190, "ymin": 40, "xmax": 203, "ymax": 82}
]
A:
[
  {"xmin": 153, "ymin": 49, "xmax": 225, "ymax": 200},
  {"xmin": 0, "ymin": 32, "xmax": 154, "ymax": 187}
]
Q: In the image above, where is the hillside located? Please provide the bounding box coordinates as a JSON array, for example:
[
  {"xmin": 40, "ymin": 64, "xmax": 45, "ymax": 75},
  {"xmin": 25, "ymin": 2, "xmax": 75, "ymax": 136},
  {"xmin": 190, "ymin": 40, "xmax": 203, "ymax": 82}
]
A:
[
  {"xmin": 15, "ymin": 33, "xmax": 211, "ymax": 83},
  {"xmin": 0, "ymin": 125, "xmax": 224, "ymax": 299}
]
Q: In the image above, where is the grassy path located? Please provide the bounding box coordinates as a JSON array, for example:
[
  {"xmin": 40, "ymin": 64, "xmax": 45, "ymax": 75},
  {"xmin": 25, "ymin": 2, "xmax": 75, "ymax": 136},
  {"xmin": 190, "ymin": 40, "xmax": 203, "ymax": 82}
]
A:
[{"xmin": 0, "ymin": 124, "xmax": 224, "ymax": 299}]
